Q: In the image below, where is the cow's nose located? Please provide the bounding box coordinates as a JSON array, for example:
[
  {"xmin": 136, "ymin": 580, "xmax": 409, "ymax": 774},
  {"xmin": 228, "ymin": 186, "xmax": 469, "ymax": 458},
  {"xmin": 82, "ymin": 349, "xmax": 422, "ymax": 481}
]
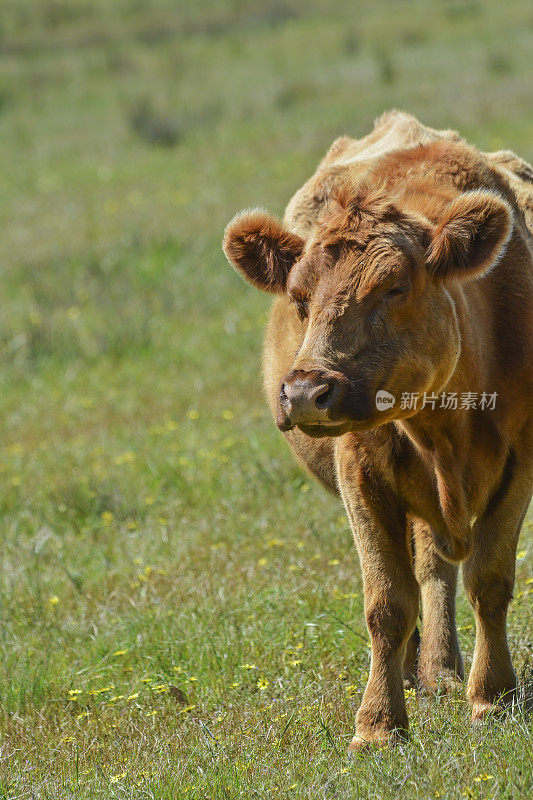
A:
[{"xmin": 279, "ymin": 370, "xmax": 338, "ymax": 425}]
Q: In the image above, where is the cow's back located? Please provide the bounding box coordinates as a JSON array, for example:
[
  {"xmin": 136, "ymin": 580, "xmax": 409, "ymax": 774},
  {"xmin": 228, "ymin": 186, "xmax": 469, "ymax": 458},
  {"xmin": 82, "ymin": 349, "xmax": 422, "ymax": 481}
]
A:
[
  {"xmin": 284, "ymin": 110, "xmax": 533, "ymax": 240},
  {"xmin": 484, "ymin": 149, "xmax": 533, "ymax": 235},
  {"xmin": 283, "ymin": 111, "xmax": 461, "ymax": 237}
]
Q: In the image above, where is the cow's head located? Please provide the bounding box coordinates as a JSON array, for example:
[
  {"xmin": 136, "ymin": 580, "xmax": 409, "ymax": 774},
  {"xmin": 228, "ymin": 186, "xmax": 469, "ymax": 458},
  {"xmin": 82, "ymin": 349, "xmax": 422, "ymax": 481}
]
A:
[{"xmin": 223, "ymin": 184, "xmax": 512, "ymax": 437}]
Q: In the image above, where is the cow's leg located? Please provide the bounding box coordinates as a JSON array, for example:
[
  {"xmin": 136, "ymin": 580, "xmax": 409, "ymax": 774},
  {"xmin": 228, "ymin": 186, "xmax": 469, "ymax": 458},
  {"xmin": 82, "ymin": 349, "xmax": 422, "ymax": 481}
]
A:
[
  {"xmin": 337, "ymin": 459, "xmax": 419, "ymax": 750},
  {"xmin": 402, "ymin": 626, "xmax": 420, "ymax": 689},
  {"xmin": 412, "ymin": 518, "xmax": 463, "ymax": 692},
  {"xmin": 462, "ymin": 456, "xmax": 531, "ymax": 723}
]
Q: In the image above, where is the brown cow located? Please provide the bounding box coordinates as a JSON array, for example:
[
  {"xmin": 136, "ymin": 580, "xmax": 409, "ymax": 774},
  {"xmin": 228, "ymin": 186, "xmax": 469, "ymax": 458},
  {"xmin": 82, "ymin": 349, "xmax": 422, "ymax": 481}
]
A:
[{"xmin": 223, "ymin": 112, "xmax": 533, "ymax": 749}]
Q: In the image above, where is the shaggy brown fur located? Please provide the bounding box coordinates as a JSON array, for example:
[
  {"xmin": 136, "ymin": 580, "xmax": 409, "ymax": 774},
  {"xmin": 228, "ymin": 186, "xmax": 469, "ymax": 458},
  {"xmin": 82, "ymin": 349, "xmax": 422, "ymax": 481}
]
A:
[{"xmin": 223, "ymin": 111, "xmax": 533, "ymax": 750}]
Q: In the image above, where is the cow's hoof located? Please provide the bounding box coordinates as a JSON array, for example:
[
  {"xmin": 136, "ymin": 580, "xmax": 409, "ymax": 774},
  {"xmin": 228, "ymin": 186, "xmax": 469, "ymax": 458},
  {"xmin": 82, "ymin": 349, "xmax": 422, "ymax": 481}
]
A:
[
  {"xmin": 418, "ymin": 671, "xmax": 463, "ymax": 696},
  {"xmin": 348, "ymin": 728, "xmax": 406, "ymax": 752},
  {"xmin": 471, "ymin": 692, "xmax": 516, "ymax": 724},
  {"xmin": 470, "ymin": 684, "xmax": 517, "ymax": 724},
  {"xmin": 348, "ymin": 736, "xmax": 373, "ymax": 753},
  {"xmin": 471, "ymin": 701, "xmax": 496, "ymax": 724}
]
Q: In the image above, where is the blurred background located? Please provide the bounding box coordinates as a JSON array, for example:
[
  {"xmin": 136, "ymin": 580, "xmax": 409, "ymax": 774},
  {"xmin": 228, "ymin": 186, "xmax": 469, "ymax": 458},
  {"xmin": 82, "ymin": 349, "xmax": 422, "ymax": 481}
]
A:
[{"xmin": 0, "ymin": 1, "xmax": 532, "ymax": 791}]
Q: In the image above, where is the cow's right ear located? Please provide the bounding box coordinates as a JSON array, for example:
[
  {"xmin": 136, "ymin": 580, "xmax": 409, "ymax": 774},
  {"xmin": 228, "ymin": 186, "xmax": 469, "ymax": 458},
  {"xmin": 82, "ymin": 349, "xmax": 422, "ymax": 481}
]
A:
[{"xmin": 223, "ymin": 210, "xmax": 305, "ymax": 293}]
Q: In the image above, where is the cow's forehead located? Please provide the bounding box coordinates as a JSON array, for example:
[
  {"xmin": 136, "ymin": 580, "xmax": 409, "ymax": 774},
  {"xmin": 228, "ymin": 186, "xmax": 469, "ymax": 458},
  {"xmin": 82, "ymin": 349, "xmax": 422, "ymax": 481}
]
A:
[{"xmin": 298, "ymin": 228, "xmax": 412, "ymax": 284}]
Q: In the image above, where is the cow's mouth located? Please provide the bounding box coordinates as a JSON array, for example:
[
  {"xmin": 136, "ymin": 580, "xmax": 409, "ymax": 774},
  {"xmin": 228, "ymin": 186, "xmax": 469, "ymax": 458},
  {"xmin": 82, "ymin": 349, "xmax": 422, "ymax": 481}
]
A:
[
  {"xmin": 279, "ymin": 419, "xmax": 353, "ymax": 438},
  {"xmin": 298, "ymin": 421, "xmax": 352, "ymax": 438}
]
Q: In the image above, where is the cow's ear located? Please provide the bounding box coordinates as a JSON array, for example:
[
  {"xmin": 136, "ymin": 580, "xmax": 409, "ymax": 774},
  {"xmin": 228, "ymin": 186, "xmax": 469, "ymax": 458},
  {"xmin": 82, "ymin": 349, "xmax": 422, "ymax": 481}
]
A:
[
  {"xmin": 426, "ymin": 190, "xmax": 512, "ymax": 281},
  {"xmin": 223, "ymin": 210, "xmax": 304, "ymax": 293}
]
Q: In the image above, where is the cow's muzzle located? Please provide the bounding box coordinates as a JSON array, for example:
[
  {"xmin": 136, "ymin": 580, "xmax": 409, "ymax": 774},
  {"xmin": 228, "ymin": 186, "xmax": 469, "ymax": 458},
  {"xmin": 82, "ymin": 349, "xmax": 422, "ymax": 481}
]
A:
[{"xmin": 277, "ymin": 369, "xmax": 347, "ymax": 431}]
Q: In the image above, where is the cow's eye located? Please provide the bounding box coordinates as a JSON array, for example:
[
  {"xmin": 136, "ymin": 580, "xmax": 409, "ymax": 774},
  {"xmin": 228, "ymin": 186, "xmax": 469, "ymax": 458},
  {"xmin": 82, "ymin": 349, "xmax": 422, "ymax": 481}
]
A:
[
  {"xmin": 290, "ymin": 295, "xmax": 309, "ymax": 320},
  {"xmin": 385, "ymin": 286, "xmax": 407, "ymax": 299}
]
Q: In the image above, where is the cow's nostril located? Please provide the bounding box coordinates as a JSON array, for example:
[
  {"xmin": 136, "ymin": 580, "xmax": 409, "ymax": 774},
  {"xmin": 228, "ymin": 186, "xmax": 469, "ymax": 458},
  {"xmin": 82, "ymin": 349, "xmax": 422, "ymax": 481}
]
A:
[
  {"xmin": 279, "ymin": 383, "xmax": 291, "ymax": 410},
  {"xmin": 314, "ymin": 382, "xmax": 335, "ymax": 410}
]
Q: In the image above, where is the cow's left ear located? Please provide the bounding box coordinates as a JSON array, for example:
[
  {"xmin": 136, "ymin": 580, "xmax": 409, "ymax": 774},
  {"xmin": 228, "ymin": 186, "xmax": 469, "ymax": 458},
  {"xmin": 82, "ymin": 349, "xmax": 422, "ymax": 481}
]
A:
[
  {"xmin": 426, "ymin": 190, "xmax": 513, "ymax": 281},
  {"xmin": 223, "ymin": 209, "xmax": 305, "ymax": 293}
]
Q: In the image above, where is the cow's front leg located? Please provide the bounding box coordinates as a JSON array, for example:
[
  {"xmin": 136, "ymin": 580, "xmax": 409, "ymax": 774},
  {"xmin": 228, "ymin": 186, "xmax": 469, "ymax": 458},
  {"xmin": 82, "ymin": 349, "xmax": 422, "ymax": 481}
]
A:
[{"xmin": 337, "ymin": 456, "xmax": 419, "ymax": 750}]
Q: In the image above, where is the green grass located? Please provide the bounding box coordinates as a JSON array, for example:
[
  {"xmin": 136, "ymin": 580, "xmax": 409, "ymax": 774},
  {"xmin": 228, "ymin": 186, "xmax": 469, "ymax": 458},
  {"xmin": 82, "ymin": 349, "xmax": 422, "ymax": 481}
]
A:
[{"xmin": 0, "ymin": 1, "xmax": 532, "ymax": 797}]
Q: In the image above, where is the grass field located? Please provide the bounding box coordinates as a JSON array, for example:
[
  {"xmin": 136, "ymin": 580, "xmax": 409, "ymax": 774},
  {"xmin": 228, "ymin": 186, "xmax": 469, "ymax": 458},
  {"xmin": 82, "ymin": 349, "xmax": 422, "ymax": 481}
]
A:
[{"xmin": 0, "ymin": 1, "xmax": 532, "ymax": 797}]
